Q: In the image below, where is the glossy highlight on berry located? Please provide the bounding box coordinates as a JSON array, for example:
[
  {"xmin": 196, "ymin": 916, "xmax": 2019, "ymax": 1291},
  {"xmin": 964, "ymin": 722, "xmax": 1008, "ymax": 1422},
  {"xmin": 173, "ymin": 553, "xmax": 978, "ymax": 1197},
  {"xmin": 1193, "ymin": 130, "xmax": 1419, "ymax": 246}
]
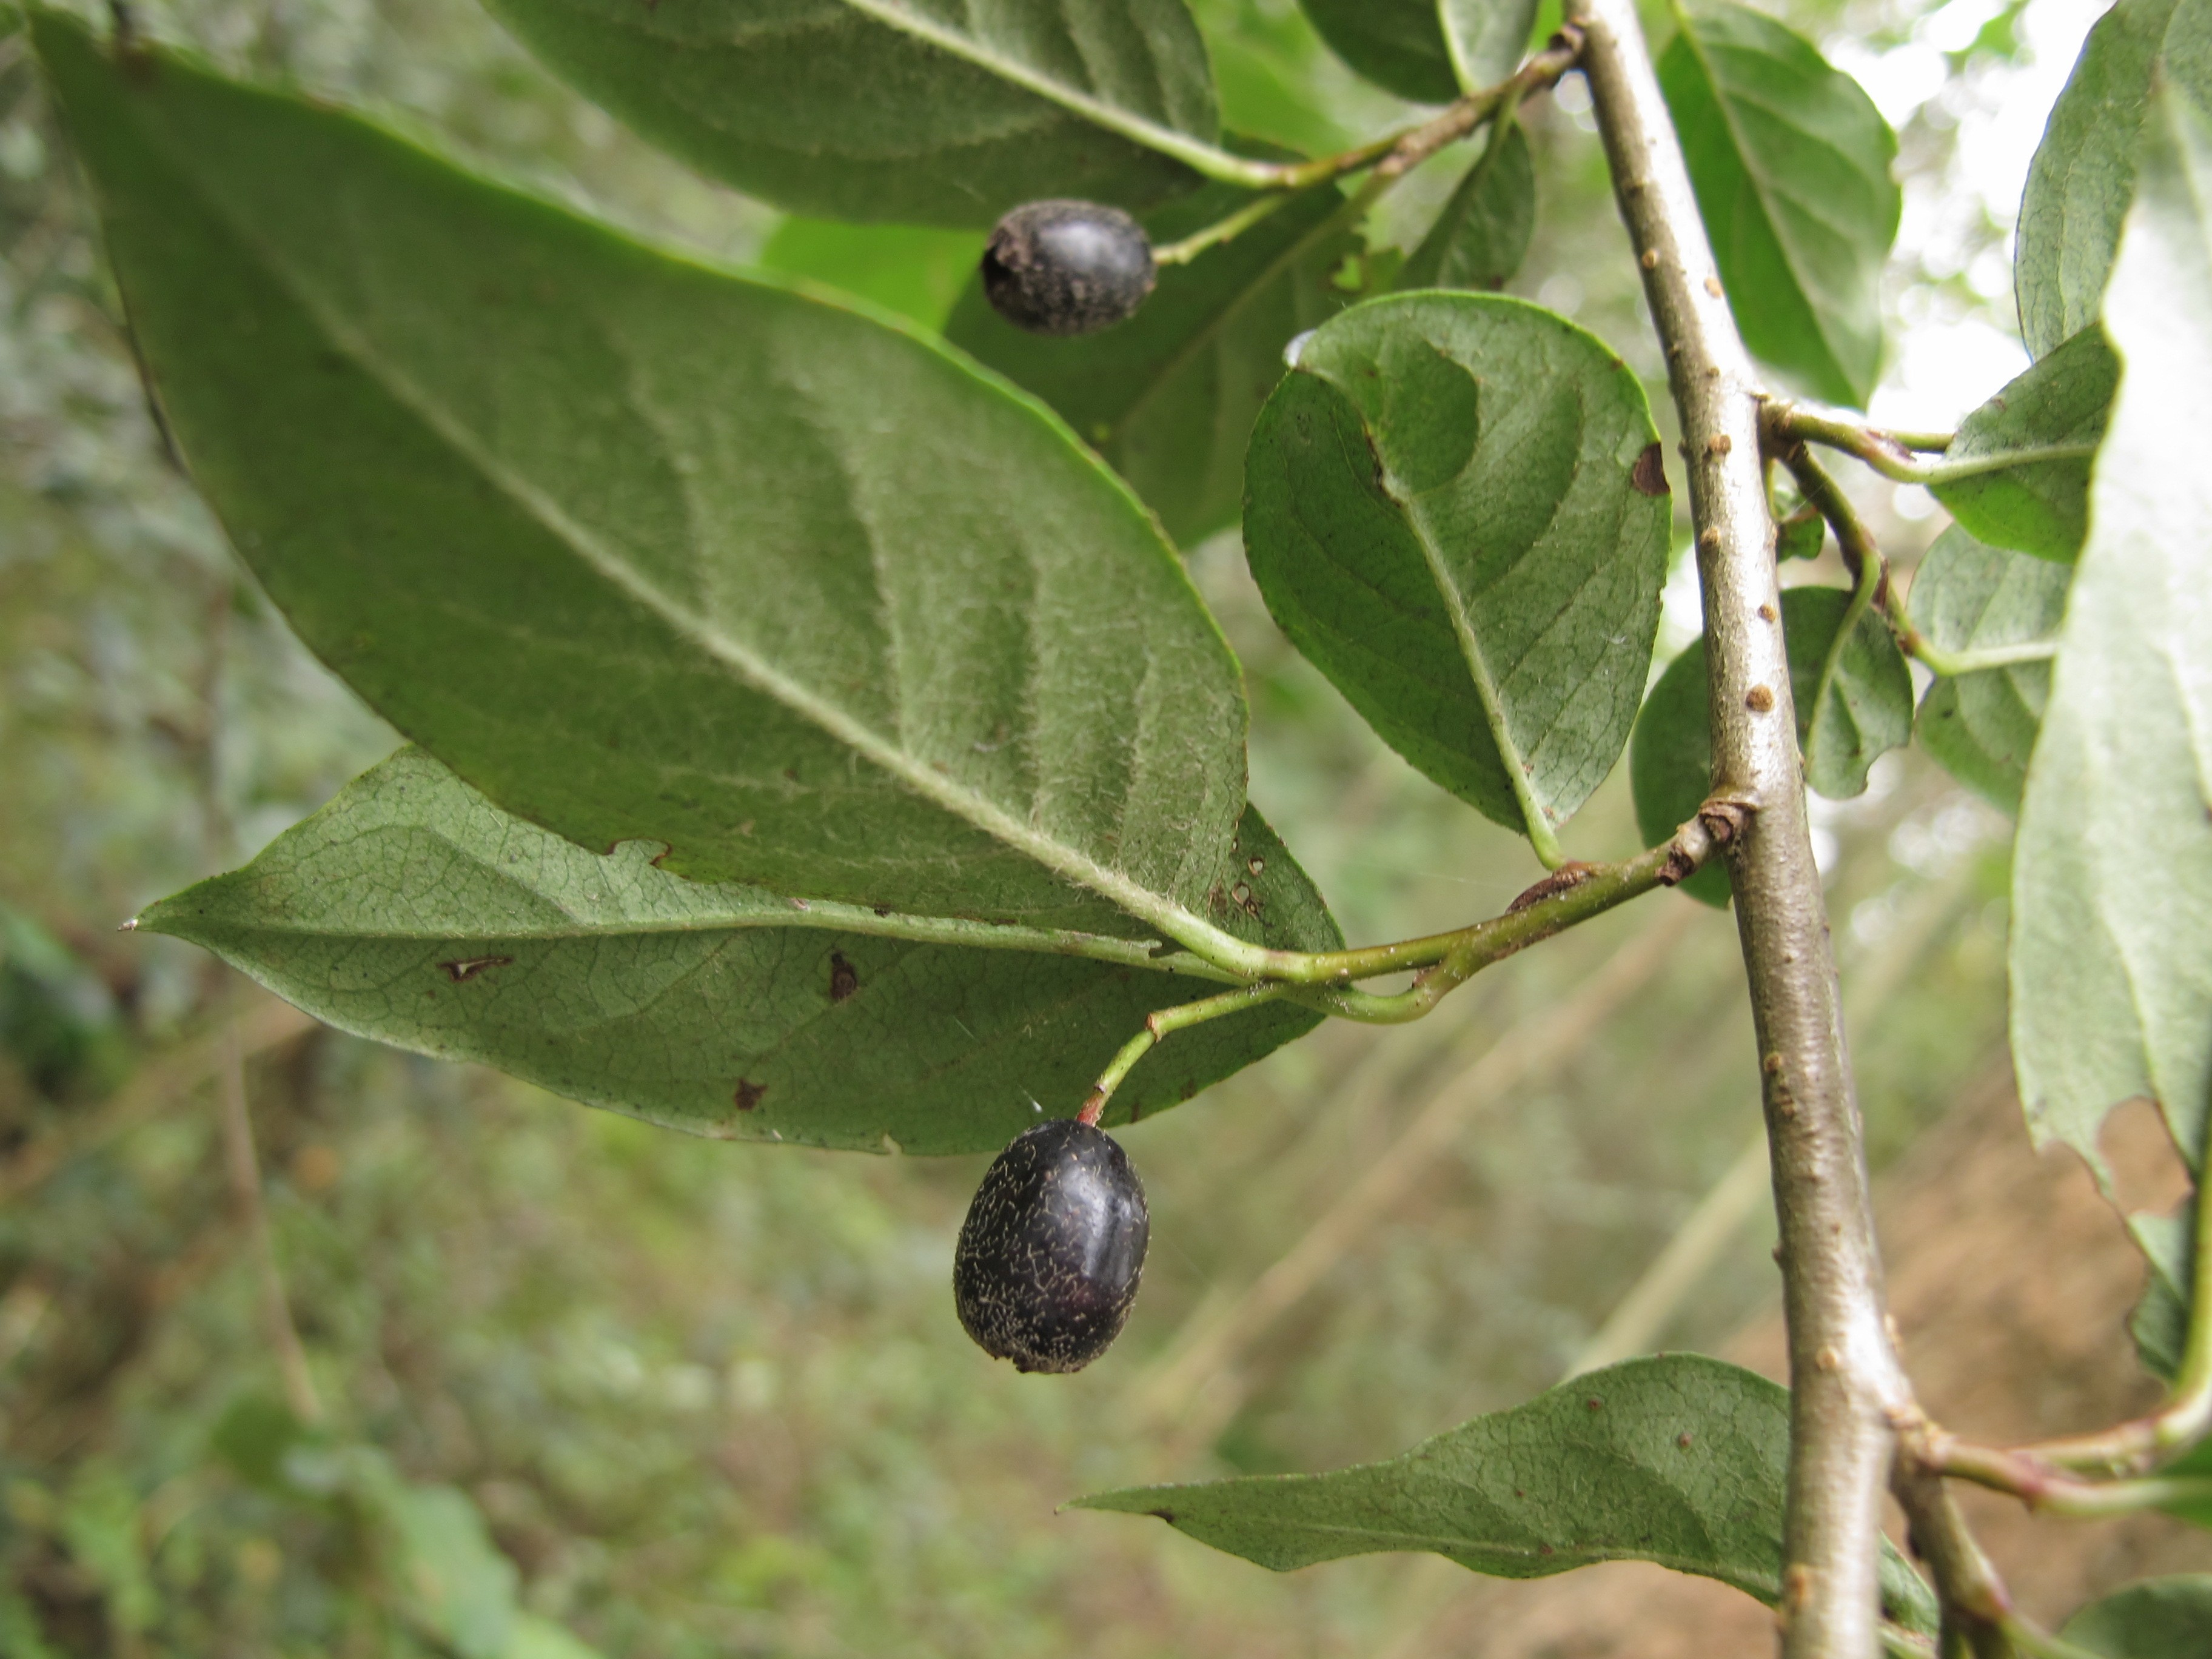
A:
[
  {"xmin": 981, "ymin": 199, "xmax": 1156, "ymax": 337},
  {"xmin": 953, "ymin": 1119, "xmax": 1150, "ymax": 1373}
]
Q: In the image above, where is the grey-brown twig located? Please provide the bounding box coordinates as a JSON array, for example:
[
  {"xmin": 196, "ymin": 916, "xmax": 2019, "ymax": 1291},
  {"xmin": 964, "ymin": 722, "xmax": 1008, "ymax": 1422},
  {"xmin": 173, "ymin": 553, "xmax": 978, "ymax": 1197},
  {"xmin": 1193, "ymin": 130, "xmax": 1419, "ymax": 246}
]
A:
[{"xmin": 1564, "ymin": 0, "xmax": 1914, "ymax": 1651}]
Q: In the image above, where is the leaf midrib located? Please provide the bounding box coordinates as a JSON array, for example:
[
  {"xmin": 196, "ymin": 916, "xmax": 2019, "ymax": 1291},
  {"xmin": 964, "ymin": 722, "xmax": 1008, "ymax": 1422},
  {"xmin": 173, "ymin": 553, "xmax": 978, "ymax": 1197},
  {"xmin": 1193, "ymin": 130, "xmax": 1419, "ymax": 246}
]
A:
[
  {"xmin": 826, "ymin": 0, "xmax": 1232, "ymax": 179},
  {"xmin": 139, "ymin": 104, "xmax": 1243, "ymax": 962},
  {"xmin": 1671, "ymin": 15, "xmax": 1862, "ymax": 392},
  {"xmin": 1140, "ymin": 1512, "xmax": 1775, "ymax": 1598}
]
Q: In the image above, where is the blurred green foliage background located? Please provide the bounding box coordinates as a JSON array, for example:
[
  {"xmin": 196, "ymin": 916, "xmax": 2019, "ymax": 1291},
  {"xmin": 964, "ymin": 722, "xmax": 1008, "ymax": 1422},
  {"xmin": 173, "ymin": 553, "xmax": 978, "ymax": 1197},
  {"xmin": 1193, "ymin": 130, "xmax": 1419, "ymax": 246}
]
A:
[{"xmin": 0, "ymin": 0, "xmax": 2093, "ymax": 1650}]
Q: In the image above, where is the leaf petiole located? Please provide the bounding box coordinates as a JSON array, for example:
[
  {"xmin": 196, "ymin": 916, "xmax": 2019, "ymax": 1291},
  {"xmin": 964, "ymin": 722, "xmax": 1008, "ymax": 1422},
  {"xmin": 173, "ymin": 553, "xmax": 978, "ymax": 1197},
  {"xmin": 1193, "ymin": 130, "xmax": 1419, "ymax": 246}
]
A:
[
  {"xmin": 1077, "ymin": 983, "xmax": 1288, "ymax": 1124},
  {"xmin": 1769, "ymin": 403, "xmax": 2094, "ymax": 487},
  {"xmin": 1155, "ymin": 35, "xmax": 1583, "ymax": 268}
]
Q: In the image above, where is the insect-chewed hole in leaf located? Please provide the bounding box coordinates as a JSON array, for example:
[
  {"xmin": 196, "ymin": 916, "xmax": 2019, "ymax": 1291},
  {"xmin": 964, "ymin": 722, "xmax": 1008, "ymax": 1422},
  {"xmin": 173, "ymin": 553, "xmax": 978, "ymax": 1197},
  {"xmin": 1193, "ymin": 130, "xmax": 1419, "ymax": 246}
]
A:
[
  {"xmin": 982, "ymin": 201, "xmax": 1156, "ymax": 337},
  {"xmin": 953, "ymin": 1119, "xmax": 1148, "ymax": 1373}
]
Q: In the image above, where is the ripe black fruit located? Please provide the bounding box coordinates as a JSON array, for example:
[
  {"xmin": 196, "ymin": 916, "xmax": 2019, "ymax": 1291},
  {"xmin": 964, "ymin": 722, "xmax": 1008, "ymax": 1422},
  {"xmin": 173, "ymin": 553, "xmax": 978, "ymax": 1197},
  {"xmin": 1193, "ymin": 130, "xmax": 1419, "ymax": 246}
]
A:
[
  {"xmin": 953, "ymin": 1119, "xmax": 1149, "ymax": 1373},
  {"xmin": 981, "ymin": 200, "xmax": 1156, "ymax": 336}
]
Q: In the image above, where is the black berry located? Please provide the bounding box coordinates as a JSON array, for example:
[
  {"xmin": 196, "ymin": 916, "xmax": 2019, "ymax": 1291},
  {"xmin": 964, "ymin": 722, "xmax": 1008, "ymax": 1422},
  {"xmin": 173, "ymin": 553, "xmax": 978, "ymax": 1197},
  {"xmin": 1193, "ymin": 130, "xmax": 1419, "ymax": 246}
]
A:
[
  {"xmin": 982, "ymin": 200, "xmax": 1156, "ymax": 337},
  {"xmin": 953, "ymin": 1119, "xmax": 1149, "ymax": 1373}
]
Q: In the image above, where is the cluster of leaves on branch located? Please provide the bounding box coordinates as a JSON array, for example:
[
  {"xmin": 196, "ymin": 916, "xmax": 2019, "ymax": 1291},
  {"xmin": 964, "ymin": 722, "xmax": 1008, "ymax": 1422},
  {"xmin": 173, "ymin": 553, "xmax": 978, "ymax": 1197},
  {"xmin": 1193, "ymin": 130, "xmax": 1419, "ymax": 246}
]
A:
[{"xmin": 16, "ymin": 0, "xmax": 2212, "ymax": 1648}]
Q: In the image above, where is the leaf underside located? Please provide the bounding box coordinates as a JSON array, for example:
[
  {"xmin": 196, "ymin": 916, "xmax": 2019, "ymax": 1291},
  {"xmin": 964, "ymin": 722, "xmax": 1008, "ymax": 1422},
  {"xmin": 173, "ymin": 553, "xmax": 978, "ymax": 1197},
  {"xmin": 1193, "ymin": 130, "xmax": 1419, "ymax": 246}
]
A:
[
  {"xmin": 1295, "ymin": 0, "xmax": 1461, "ymax": 102},
  {"xmin": 142, "ymin": 751, "xmax": 1337, "ymax": 1154},
  {"xmin": 2015, "ymin": 0, "xmax": 2212, "ymax": 357},
  {"xmin": 42, "ymin": 14, "xmax": 1266, "ymax": 954},
  {"xmin": 2061, "ymin": 1575, "xmax": 2212, "ymax": 1655},
  {"xmin": 947, "ymin": 166, "xmax": 1361, "ymax": 546},
  {"xmin": 1658, "ymin": 1, "xmax": 1900, "ymax": 406},
  {"xmin": 2009, "ymin": 85, "xmax": 2212, "ymax": 1191},
  {"xmin": 1078, "ymin": 1353, "xmax": 1939, "ymax": 1633},
  {"xmin": 1244, "ymin": 293, "xmax": 1671, "ymax": 847},
  {"xmin": 1908, "ymin": 526, "xmax": 2071, "ymax": 814},
  {"xmin": 479, "ymin": 0, "xmax": 1222, "ymax": 226},
  {"xmin": 1399, "ymin": 122, "xmax": 1537, "ymax": 293},
  {"xmin": 1929, "ymin": 324, "xmax": 2116, "ymax": 563}
]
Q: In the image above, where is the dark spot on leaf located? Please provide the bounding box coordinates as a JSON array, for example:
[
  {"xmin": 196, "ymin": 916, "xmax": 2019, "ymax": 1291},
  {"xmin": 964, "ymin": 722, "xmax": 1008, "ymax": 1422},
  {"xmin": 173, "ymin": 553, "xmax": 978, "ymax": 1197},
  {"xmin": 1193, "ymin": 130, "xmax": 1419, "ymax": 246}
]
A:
[
  {"xmin": 1585, "ymin": 1397, "xmax": 1603, "ymax": 1412},
  {"xmin": 874, "ymin": 906, "xmax": 891, "ymax": 917},
  {"xmin": 439, "ymin": 956, "xmax": 512, "ymax": 984},
  {"xmin": 829, "ymin": 952, "xmax": 859, "ymax": 1003},
  {"xmin": 734, "ymin": 1079, "xmax": 767, "ymax": 1111},
  {"xmin": 1151, "ymin": 1509, "xmax": 1177, "ymax": 1523},
  {"xmin": 1677, "ymin": 1432, "xmax": 1694, "ymax": 1449},
  {"xmin": 1539, "ymin": 1543, "xmax": 1554, "ymax": 1556},
  {"xmin": 1632, "ymin": 442, "xmax": 1669, "ymax": 496}
]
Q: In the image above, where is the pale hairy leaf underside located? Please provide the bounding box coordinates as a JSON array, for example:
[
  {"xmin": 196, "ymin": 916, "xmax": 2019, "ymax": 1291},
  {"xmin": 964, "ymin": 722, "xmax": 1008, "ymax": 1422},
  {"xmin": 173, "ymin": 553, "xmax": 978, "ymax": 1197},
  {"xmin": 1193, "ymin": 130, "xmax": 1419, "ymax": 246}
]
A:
[
  {"xmin": 1930, "ymin": 324, "xmax": 2116, "ymax": 563},
  {"xmin": 480, "ymin": 0, "xmax": 1225, "ymax": 225},
  {"xmin": 1078, "ymin": 1354, "xmax": 1939, "ymax": 1632},
  {"xmin": 142, "ymin": 751, "xmax": 1338, "ymax": 1153},
  {"xmin": 2010, "ymin": 84, "xmax": 2212, "ymax": 1184},
  {"xmin": 1909, "ymin": 526, "xmax": 2071, "ymax": 813},
  {"xmin": 2016, "ymin": 0, "xmax": 2212, "ymax": 357},
  {"xmin": 41, "ymin": 15, "xmax": 1273, "ymax": 965}
]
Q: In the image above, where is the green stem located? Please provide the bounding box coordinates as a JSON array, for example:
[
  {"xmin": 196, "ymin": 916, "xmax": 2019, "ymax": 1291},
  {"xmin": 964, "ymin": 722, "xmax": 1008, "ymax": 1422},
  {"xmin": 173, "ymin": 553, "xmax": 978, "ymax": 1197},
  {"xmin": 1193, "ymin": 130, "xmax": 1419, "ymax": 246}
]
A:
[
  {"xmin": 1151, "ymin": 187, "xmax": 1304, "ymax": 266},
  {"xmin": 1076, "ymin": 982, "xmax": 1286, "ymax": 1123},
  {"xmin": 1997, "ymin": 1618, "xmax": 2107, "ymax": 1659},
  {"xmin": 1775, "ymin": 441, "xmax": 2051, "ymax": 683},
  {"xmin": 1771, "ymin": 406, "xmax": 2088, "ymax": 486},
  {"xmin": 1913, "ymin": 640, "xmax": 2057, "ymax": 677},
  {"xmin": 1276, "ymin": 802, "xmax": 1740, "ymax": 1020},
  {"xmin": 1992, "ymin": 1178, "xmax": 2212, "ymax": 1477}
]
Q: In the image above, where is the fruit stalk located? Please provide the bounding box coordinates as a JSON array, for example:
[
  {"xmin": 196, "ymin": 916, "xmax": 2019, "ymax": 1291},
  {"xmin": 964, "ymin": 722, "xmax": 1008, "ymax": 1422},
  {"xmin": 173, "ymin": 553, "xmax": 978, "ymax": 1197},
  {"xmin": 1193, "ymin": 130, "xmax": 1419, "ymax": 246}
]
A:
[{"xmin": 1563, "ymin": 0, "xmax": 1914, "ymax": 1652}]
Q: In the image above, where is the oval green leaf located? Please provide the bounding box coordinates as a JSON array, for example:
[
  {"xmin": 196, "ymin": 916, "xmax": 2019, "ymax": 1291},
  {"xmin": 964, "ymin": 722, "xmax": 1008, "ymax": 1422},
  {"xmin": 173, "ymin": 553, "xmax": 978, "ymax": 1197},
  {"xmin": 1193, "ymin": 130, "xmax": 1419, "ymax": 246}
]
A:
[
  {"xmin": 1244, "ymin": 293, "xmax": 1671, "ymax": 857},
  {"xmin": 1929, "ymin": 324, "xmax": 2117, "ymax": 563},
  {"xmin": 1295, "ymin": 0, "xmax": 1461, "ymax": 102},
  {"xmin": 38, "ymin": 14, "xmax": 1264, "ymax": 963},
  {"xmin": 1631, "ymin": 583, "xmax": 1910, "ymax": 905},
  {"xmin": 1908, "ymin": 525, "xmax": 2071, "ymax": 813},
  {"xmin": 2015, "ymin": 0, "xmax": 2212, "ymax": 358},
  {"xmin": 1442, "ymin": 0, "xmax": 1546, "ymax": 92},
  {"xmin": 2010, "ymin": 83, "xmax": 2212, "ymax": 1188},
  {"xmin": 756, "ymin": 218, "xmax": 986, "ymax": 330},
  {"xmin": 1399, "ymin": 121, "xmax": 1537, "ymax": 292},
  {"xmin": 477, "ymin": 0, "xmax": 1226, "ymax": 226},
  {"xmin": 945, "ymin": 170, "xmax": 1362, "ymax": 546},
  {"xmin": 140, "ymin": 751, "xmax": 1338, "ymax": 1155},
  {"xmin": 1657, "ymin": 2, "xmax": 1900, "ymax": 407},
  {"xmin": 1077, "ymin": 1353, "xmax": 1940, "ymax": 1634},
  {"xmin": 2062, "ymin": 1577, "xmax": 2212, "ymax": 1656}
]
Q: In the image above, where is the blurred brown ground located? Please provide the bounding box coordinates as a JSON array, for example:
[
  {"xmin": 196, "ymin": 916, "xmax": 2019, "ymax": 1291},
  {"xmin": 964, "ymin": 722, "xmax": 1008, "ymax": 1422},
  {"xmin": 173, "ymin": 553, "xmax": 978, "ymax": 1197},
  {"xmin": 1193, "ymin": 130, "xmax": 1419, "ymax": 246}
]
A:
[{"xmin": 1396, "ymin": 1070, "xmax": 2212, "ymax": 1655}]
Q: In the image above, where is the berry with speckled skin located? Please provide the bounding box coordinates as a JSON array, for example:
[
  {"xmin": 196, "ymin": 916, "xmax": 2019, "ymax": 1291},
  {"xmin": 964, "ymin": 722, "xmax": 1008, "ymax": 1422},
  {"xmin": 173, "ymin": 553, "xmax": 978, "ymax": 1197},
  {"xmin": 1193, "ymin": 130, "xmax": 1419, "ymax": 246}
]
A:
[
  {"xmin": 953, "ymin": 1119, "xmax": 1149, "ymax": 1373},
  {"xmin": 982, "ymin": 201, "xmax": 1156, "ymax": 337}
]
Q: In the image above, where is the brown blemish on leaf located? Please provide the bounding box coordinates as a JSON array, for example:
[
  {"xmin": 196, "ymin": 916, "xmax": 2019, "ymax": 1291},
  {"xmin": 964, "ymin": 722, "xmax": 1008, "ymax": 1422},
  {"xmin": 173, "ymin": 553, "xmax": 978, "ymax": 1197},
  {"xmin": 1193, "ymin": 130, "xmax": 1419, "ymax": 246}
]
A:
[
  {"xmin": 1586, "ymin": 1396, "xmax": 1603, "ymax": 1412},
  {"xmin": 734, "ymin": 1079, "xmax": 768, "ymax": 1111},
  {"xmin": 1632, "ymin": 442, "xmax": 1669, "ymax": 496},
  {"xmin": 829, "ymin": 952, "xmax": 859, "ymax": 1003},
  {"xmin": 439, "ymin": 956, "xmax": 512, "ymax": 983},
  {"xmin": 1677, "ymin": 1432, "xmax": 1694, "ymax": 1449}
]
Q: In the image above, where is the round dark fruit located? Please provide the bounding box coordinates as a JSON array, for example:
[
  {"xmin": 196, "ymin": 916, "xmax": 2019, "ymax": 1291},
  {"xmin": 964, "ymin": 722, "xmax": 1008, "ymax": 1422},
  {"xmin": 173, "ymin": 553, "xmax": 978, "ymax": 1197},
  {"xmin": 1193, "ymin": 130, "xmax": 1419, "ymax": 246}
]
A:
[
  {"xmin": 953, "ymin": 1118, "xmax": 1150, "ymax": 1373},
  {"xmin": 981, "ymin": 200, "xmax": 1156, "ymax": 337}
]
